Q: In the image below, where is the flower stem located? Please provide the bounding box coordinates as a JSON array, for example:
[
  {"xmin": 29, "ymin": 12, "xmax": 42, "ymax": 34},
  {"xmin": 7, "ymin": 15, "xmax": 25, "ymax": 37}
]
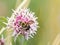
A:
[
  {"xmin": 21, "ymin": 36, "xmax": 25, "ymax": 45},
  {"xmin": 0, "ymin": 27, "xmax": 6, "ymax": 35},
  {"xmin": 15, "ymin": 0, "xmax": 31, "ymax": 12}
]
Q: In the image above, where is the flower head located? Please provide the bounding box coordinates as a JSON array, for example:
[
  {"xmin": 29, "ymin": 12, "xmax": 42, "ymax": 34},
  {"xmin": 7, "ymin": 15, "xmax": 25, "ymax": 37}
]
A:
[{"xmin": 7, "ymin": 8, "xmax": 39, "ymax": 40}]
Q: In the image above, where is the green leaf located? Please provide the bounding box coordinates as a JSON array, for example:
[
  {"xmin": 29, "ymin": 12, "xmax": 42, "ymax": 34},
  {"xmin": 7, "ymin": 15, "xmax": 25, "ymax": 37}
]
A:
[
  {"xmin": 0, "ymin": 17, "xmax": 7, "ymax": 29},
  {"xmin": 0, "ymin": 17, "xmax": 7, "ymax": 22}
]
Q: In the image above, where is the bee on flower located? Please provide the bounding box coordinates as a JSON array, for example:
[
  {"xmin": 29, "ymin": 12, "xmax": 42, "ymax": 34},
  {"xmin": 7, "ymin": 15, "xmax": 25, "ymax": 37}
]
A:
[{"xmin": 7, "ymin": 8, "xmax": 39, "ymax": 40}]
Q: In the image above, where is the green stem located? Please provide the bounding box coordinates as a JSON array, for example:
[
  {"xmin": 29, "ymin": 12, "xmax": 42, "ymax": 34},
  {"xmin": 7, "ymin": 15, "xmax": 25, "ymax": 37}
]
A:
[
  {"xmin": 0, "ymin": 27, "xmax": 6, "ymax": 35},
  {"xmin": 21, "ymin": 36, "xmax": 25, "ymax": 45}
]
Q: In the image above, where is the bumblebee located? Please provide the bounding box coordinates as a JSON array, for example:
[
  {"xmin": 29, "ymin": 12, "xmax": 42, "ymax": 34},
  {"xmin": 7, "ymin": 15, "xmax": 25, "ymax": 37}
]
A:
[
  {"xmin": 19, "ymin": 22, "xmax": 30, "ymax": 31},
  {"xmin": 19, "ymin": 20, "xmax": 34, "ymax": 31}
]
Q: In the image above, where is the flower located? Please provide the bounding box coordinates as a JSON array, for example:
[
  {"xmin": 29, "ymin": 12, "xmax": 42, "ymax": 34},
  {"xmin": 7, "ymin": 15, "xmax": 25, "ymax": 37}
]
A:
[
  {"xmin": 7, "ymin": 8, "xmax": 39, "ymax": 40},
  {"xmin": 0, "ymin": 35, "xmax": 4, "ymax": 45},
  {"xmin": 0, "ymin": 39, "xmax": 4, "ymax": 45}
]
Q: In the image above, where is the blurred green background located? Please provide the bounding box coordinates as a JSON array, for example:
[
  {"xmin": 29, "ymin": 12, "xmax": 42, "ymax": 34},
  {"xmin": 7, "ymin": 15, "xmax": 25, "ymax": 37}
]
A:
[{"xmin": 0, "ymin": 0, "xmax": 60, "ymax": 45}]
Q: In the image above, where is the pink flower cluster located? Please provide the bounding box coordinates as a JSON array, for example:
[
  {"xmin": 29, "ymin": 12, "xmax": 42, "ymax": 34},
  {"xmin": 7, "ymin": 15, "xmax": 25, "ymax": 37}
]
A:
[
  {"xmin": 0, "ymin": 39, "xmax": 4, "ymax": 45},
  {"xmin": 11, "ymin": 8, "xmax": 38, "ymax": 40},
  {"xmin": 14, "ymin": 14, "xmax": 30, "ymax": 34}
]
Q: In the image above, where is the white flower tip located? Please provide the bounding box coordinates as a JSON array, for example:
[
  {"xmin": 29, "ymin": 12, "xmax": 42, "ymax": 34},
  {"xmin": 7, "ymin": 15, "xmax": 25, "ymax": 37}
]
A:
[
  {"xmin": 29, "ymin": 35, "xmax": 33, "ymax": 38},
  {"xmin": 7, "ymin": 17, "xmax": 10, "ymax": 20},
  {"xmin": 3, "ymin": 22, "xmax": 7, "ymax": 25}
]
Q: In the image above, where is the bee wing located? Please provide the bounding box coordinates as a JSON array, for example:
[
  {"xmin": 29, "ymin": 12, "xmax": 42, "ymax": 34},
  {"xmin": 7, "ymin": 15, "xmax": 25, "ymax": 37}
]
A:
[{"xmin": 28, "ymin": 20, "xmax": 34, "ymax": 25}]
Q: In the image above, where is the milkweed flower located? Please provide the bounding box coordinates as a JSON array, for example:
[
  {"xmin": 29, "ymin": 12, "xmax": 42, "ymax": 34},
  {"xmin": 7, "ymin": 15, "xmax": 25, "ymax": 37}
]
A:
[{"xmin": 7, "ymin": 8, "xmax": 39, "ymax": 40}]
